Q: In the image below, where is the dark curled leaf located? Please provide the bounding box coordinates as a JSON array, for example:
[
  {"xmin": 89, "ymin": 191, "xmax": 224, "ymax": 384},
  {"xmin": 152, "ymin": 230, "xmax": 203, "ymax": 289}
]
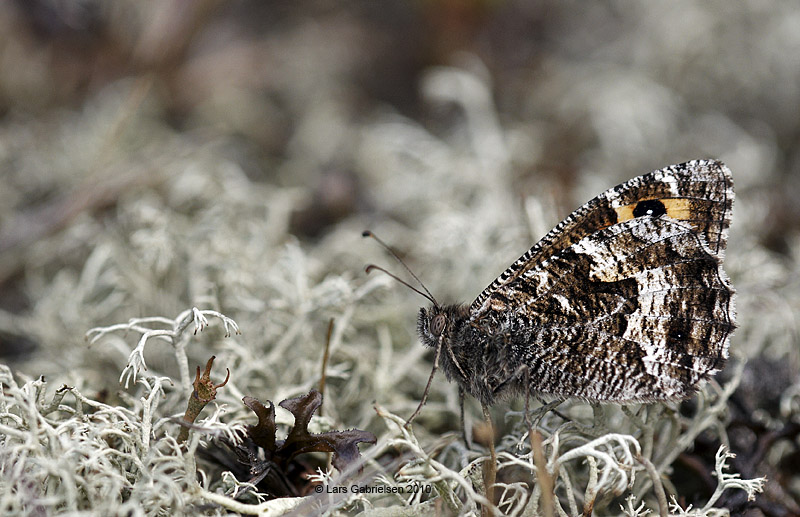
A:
[
  {"xmin": 314, "ymin": 428, "xmax": 380, "ymax": 472},
  {"xmin": 276, "ymin": 390, "xmax": 324, "ymax": 463},
  {"xmin": 246, "ymin": 389, "xmax": 376, "ymax": 472},
  {"xmin": 242, "ymin": 396, "xmax": 276, "ymax": 454},
  {"xmin": 203, "ymin": 389, "xmax": 376, "ymax": 499},
  {"xmin": 279, "ymin": 389, "xmax": 323, "ymax": 443}
]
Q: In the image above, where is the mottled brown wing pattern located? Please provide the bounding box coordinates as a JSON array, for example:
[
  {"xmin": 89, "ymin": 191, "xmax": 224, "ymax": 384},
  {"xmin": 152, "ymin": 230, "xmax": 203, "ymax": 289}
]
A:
[
  {"xmin": 471, "ymin": 160, "xmax": 734, "ymax": 315},
  {"xmin": 479, "ymin": 217, "xmax": 733, "ymax": 401},
  {"xmin": 468, "ymin": 160, "xmax": 734, "ymax": 402}
]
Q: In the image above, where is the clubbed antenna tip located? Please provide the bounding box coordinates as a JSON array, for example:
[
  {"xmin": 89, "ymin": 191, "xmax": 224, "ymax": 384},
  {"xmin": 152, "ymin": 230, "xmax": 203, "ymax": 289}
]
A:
[{"xmin": 362, "ymin": 230, "xmax": 438, "ymax": 307}]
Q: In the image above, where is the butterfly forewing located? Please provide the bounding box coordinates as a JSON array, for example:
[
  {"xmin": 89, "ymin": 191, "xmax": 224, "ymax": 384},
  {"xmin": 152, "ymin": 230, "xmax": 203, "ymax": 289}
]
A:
[{"xmin": 471, "ymin": 160, "xmax": 734, "ymax": 315}]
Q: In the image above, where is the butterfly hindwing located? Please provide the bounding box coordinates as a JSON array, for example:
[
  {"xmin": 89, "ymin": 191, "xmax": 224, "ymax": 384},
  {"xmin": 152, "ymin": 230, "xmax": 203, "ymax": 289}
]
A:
[{"xmin": 479, "ymin": 215, "xmax": 734, "ymax": 401}]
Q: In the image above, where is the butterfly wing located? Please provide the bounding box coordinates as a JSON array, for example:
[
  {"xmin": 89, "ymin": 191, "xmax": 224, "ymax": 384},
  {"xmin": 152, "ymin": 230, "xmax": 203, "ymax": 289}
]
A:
[
  {"xmin": 470, "ymin": 160, "xmax": 734, "ymax": 401},
  {"xmin": 471, "ymin": 160, "xmax": 734, "ymax": 314}
]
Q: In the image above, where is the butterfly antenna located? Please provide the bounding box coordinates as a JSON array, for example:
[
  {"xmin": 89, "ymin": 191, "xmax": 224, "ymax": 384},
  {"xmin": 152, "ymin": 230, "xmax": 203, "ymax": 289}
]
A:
[
  {"xmin": 362, "ymin": 230, "xmax": 439, "ymax": 306},
  {"xmin": 364, "ymin": 265, "xmax": 436, "ymax": 305}
]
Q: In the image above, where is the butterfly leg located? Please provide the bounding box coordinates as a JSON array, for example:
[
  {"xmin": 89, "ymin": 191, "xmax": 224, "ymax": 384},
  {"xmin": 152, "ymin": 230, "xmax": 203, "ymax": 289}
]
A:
[
  {"xmin": 524, "ymin": 366, "xmax": 532, "ymax": 432},
  {"xmin": 581, "ymin": 403, "xmax": 610, "ymax": 437},
  {"xmin": 530, "ymin": 399, "xmax": 565, "ymax": 429},
  {"xmin": 516, "ymin": 366, "xmax": 564, "ymax": 431},
  {"xmin": 405, "ymin": 337, "xmax": 443, "ymax": 427}
]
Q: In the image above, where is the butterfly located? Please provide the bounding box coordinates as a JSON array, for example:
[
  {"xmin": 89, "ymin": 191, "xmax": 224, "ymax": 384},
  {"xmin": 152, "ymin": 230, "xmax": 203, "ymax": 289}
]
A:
[{"xmin": 369, "ymin": 160, "xmax": 735, "ymax": 420}]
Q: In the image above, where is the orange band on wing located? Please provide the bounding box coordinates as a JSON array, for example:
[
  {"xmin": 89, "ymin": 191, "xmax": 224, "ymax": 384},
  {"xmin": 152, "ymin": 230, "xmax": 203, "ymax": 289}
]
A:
[{"xmin": 615, "ymin": 198, "xmax": 694, "ymax": 223}]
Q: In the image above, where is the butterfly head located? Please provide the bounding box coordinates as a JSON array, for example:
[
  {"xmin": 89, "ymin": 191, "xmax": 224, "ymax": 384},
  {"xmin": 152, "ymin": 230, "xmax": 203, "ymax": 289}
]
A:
[
  {"xmin": 417, "ymin": 304, "xmax": 470, "ymax": 348},
  {"xmin": 363, "ymin": 230, "xmax": 471, "ymax": 424},
  {"xmin": 417, "ymin": 306, "xmax": 448, "ymax": 349}
]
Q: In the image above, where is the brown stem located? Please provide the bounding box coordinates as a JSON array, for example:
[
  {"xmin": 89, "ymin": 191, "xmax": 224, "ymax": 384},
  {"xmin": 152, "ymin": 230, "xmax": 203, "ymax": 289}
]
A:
[
  {"xmin": 178, "ymin": 355, "xmax": 229, "ymax": 444},
  {"xmin": 318, "ymin": 318, "xmax": 334, "ymax": 417},
  {"xmin": 482, "ymin": 404, "xmax": 497, "ymax": 516}
]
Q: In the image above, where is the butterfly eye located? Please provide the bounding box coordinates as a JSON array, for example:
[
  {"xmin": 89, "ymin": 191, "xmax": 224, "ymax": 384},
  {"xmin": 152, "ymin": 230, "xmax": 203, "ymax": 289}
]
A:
[{"xmin": 431, "ymin": 314, "xmax": 446, "ymax": 336}]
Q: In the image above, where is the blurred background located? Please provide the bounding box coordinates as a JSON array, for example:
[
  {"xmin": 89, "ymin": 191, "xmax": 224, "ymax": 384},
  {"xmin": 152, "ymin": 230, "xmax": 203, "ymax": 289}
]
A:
[{"xmin": 0, "ymin": 1, "xmax": 798, "ymax": 514}]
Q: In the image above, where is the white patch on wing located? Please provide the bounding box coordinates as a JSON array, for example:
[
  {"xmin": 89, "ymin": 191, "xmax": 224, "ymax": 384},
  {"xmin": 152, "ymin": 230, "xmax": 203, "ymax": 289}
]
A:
[{"xmin": 552, "ymin": 293, "xmax": 571, "ymax": 312}]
